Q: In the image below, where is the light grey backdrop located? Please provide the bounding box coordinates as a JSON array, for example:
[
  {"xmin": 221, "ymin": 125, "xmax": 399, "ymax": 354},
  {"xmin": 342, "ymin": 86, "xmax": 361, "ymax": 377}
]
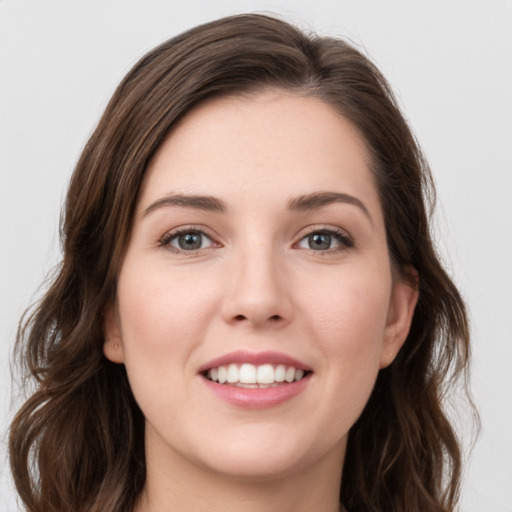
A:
[{"xmin": 1, "ymin": 1, "xmax": 511, "ymax": 511}]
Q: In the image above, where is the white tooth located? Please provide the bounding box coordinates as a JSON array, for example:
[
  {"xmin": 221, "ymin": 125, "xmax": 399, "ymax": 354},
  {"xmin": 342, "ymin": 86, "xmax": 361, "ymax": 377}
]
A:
[
  {"xmin": 294, "ymin": 369, "xmax": 304, "ymax": 381},
  {"xmin": 227, "ymin": 364, "xmax": 239, "ymax": 383},
  {"xmin": 239, "ymin": 363, "xmax": 257, "ymax": 383},
  {"xmin": 218, "ymin": 366, "xmax": 227, "ymax": 384},
  {"xmin": 235, "ymin": 382, "xmax": 258, "ymax": 389},
  {"xmin": 285, "ymin": 367, "xmax": 295, "ymax": 383},
  {"xmin": 257, "ymin": 364, "xmax": 275, "ymax": 384},
  {"xmin": 210, "ymin": 367, "xmax": 218, "ymax": 382},
  {"xmin": 275, "ymin": 364, "xmax": 286, "ymax": 382}
]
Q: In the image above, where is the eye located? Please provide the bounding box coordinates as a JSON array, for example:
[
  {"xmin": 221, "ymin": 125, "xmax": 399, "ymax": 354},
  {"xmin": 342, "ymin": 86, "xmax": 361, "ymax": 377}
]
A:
[
  {"xmin": 296, "ymin": 229, "xmax": 353, "ymax": 252},
  {"xmin": 160, "ymin": 228, "xmax": 217, "ymax": 253}
]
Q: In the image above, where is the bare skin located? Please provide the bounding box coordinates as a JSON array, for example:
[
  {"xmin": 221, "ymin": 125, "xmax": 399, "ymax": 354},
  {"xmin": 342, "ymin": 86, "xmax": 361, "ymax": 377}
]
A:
[{"xmin": 104, "ymin": 90, "xmax": 418, "ymax": 512}]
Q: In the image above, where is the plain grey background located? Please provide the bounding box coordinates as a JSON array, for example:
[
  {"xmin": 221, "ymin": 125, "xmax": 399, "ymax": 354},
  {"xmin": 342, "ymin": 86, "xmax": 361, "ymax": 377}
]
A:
[{"xmin": 1, "ymin": 1, "xmax": 511, "ymax": 510}]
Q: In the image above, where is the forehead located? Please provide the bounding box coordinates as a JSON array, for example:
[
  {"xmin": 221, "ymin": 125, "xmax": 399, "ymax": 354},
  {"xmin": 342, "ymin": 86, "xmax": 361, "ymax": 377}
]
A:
[{"xmin": 138, "ymin": 90, "xmax": 382, "ymax": 220}]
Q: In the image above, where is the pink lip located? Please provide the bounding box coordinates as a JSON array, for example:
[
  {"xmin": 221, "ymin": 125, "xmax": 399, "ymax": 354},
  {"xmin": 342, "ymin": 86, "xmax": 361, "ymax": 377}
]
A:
[
  {"xmin": 198, "ymin": 350, "xmax": 313, "ymax": 409},
  {"xmin": 201, "ymin": 375, "xmax": 311, "ymax": 409},
  {"xmin": 198, "ymin": 350, "xmax": 312, "ymax": 373}
]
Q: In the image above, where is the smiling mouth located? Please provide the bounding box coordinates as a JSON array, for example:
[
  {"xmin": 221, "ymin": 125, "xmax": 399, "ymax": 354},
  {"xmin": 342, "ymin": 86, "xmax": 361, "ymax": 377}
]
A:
[{"xmin": 204, "ymin": 363, "xmax": 311, "ymax": 388}]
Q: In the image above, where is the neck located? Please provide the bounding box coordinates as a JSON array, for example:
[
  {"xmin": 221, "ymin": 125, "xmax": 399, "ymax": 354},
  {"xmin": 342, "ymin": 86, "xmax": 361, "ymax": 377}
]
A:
[{"xmin": 135, "ymin": 432, "xmax": 345, "ymax": 512}]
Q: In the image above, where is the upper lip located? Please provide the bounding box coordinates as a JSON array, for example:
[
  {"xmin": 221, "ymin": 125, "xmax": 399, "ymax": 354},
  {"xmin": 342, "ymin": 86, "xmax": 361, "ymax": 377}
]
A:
[{"xmin": 198, "ymin": 350, "xmax": 312, "ymax": 373}]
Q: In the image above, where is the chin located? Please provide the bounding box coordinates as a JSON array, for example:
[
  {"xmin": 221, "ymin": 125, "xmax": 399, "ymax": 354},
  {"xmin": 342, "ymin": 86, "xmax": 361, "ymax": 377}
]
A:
[
  {"xmin": 189, "ymin": 427, "xmax": 344, "ymax": 482},
  {"xmin": 202, "ymin": 450, "xmax": 309, "ymax": 482}
]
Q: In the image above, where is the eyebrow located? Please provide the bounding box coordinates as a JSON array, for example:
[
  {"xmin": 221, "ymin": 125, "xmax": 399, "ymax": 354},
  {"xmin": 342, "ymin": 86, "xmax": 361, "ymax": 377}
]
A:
[
  {"xmin": 287, "ymin": 192, "xmax": 373, "ymax": 224},
  {"xmin": 143, "ymin": 194, "xmax": 227, "ymax": 216},
  {"xmin": 143, "ymin": 191, "xmax": 372, "ymax": 223}
]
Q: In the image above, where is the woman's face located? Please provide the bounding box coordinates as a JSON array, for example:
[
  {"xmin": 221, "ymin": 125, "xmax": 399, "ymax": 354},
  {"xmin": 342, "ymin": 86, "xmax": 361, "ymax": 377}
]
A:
[{"xmin": 104, "ymin": 90, "xmax": 417, "ymax": 482}]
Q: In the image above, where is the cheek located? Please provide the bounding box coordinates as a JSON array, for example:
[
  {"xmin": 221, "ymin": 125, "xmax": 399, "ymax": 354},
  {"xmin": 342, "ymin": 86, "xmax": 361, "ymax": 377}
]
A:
[
  {"xmin": 114, "ymin": 263, "xmax": 204, "ymax": 391},
  {"xmin": 114, "ymin": 268, "xmax": 210, "ymax": 426},
  {"xmin": 116, "ymin": 259, "xmax": 216, "ymax": 351},
  {"xmin": 302, "ymin": 266, "xmax": 391, "ymax": 344},
  {"xmin": 298, "ymin": 265, "xmax": 391, "ymax": 389},
  {"xmin": 273, "ymin": 269, "xmax": 392, "ymax": 449}
]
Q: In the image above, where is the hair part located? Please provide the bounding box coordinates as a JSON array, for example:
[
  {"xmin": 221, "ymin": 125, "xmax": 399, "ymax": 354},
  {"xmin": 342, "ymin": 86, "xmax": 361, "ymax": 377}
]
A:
[{"xmin": 10, "ymin": 13, "xmax": 473, "ymax": 512}]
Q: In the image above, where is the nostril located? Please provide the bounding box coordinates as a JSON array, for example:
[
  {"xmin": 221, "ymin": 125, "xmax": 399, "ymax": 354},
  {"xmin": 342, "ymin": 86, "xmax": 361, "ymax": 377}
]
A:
[{"xmin": 232, "ymin": 314, "xmax": 282, "ymax": 322}]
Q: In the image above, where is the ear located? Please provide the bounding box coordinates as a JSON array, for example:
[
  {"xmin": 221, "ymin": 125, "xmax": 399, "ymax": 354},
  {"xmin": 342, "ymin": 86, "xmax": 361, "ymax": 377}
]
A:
[
  {"xmin": 380, "ymin": 266, "xmax": 419, "ymax": 369},
  {"xmin": 103, "ymin": 305, "xmax": 125, "ymax": 364}
]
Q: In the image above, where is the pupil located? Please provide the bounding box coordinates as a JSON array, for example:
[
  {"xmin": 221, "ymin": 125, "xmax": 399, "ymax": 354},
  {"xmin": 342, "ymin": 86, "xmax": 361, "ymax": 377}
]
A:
[
  {"xmin": 309, "ymin": 233, "xmax": 331, "ymax": 250},
  {"xmin": 178, "ymin": 233, "xmax": 202, "ymax": 250}
]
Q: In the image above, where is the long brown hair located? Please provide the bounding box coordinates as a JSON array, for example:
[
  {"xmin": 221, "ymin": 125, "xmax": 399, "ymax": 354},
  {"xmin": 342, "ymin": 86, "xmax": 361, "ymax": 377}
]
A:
[{"xmin": 10, "ymin": 13, "xmax": 473, "ymax": 512}]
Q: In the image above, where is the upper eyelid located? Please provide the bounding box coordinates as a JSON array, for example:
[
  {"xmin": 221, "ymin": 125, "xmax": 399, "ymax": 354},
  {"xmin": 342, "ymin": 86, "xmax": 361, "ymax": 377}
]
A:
[
  {"xmin": 294, "ymin": 225, "xmax": 355, "ymax": 251},
  {"xmin": 294, "ymin": 224, "xmax": 352, "ymax": 240},
  {"xmin": 159, "ymin": 225, "xmax": 219, "ymax": 242},
  {"xmin": 158, "ymin": 226, "xmax": 221, "ymax": 255},
  {"xmin": 157, "ymin": 223, "xmax": 353, "ymax": 248}
]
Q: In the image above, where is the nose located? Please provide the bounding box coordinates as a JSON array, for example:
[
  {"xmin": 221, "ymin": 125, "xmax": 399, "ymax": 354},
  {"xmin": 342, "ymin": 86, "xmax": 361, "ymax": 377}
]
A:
[{"xmin": 221, "ymin": 244, "xmax": 294, "ymax": 329}]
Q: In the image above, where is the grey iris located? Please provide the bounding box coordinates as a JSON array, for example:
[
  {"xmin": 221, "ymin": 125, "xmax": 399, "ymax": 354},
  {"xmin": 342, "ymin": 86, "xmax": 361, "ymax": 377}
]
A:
[
  {"xmin": 179, "ymin": 233, "xmax": 202, "ymax": 250},
  {"xmin": 309, "ymin": 233, "xmax": 331, "ymax": 250}
]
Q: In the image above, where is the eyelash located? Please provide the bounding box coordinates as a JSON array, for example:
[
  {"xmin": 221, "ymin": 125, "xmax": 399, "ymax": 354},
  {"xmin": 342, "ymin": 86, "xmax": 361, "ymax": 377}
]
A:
[
  {"xmin": 158, "ymin": 226, "xmax": 218, "ymax": 254},
  {"xmin": 158, "ymin": 225, "xmax": 354, "ymax": 255},
  {"xmin": 295, "ymin": 226, "xmax": 354, "ymax": 254}
]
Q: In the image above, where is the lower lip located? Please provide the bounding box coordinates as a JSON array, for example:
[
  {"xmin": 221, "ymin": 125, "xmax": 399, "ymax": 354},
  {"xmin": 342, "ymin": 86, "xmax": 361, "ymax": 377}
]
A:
[{"xmin": 201, "ymin": 375, "xmax": 311, "ymax": 409}]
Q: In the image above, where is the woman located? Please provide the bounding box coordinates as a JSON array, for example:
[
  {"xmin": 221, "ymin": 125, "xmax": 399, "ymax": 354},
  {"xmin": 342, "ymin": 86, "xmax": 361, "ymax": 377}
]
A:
[{"xmin": 9, "ymin": 13, "xmax": 472, "ymax": 512}]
